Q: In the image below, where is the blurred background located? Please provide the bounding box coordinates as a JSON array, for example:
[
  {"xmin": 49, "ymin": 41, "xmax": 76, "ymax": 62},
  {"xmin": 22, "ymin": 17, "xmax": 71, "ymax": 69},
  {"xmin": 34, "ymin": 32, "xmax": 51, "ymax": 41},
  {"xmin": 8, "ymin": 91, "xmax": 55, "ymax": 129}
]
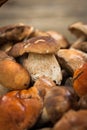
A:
[{"xmin": 0, "ymin": 0, "xmax": 87, "ymax": 42}]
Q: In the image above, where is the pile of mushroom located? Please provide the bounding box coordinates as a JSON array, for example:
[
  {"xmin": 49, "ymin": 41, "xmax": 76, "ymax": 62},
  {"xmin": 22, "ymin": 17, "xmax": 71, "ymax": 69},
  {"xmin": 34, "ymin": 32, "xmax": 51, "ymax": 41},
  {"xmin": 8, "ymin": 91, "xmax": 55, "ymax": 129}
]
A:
[{"xmin": 0, "ymin": 21, "xmax": 87, "ymax": 130}]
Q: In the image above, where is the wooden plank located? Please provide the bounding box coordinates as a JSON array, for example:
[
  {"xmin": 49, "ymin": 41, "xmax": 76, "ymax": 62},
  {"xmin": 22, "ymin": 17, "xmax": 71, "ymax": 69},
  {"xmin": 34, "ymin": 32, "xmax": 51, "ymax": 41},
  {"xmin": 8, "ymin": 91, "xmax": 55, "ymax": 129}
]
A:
[{"xmin": 0, "ymin": 0, "xmax": 87, "ymax": 41}]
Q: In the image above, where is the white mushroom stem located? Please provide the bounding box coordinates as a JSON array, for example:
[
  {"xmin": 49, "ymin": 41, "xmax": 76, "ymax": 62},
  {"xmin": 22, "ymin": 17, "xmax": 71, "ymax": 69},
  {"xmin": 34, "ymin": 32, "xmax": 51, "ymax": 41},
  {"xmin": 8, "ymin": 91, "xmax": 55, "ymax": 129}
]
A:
[
  {"xmin": 23, "ymin": 53, "xmax": 62, "ymax": 85},
  {"xmin": 71, "ymin": 35, "xmax": 86, "ymax": 48}
]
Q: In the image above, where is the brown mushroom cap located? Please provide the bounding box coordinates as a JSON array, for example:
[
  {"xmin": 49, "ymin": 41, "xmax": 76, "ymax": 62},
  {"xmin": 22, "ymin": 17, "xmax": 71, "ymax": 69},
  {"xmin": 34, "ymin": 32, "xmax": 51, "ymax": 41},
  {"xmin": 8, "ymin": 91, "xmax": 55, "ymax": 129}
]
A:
[
  {"xmin": 44, "ymin": 86, "xmax": 74, "ymax": 123},
  {"xmin": 69, "ymin": 22, "xmax": 87, "ymax": 38},
  {"xmin": 57, "ymin": 48, "xmax": 87, "ymax": 74},
  {"xmin": 0, "ymin": 23, "xmax": 34, "ymax": 44},
  {"xmin": 0, "ymin": 51, "xmax": 30, "ymax": 90},
  {"xmin": 0, "ymin": 87, "xmax": 43, "ymax": 130},
  {"xmin": 8, "ymin": 36, "xmax": 60, "ymax": 57},
  {"xmin": 47, "ymin": 30, "xmax": 70, "ymax": 49}
]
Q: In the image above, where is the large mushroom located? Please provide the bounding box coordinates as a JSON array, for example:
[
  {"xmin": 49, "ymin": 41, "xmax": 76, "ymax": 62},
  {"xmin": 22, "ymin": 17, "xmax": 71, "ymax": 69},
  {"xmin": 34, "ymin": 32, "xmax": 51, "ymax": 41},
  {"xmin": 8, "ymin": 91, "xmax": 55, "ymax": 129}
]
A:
[
  {"xmin": 8, "ymin": 36, "xmax": 62, "ymax": 84},
  {"xmin": 0, "ymin": 50, "xmax": 30, "ymax": 90},
  {"xmin": 56, "ymin": 48, "xmax": 87, "ymax": 75},
  {"xmin": 0, "ymin": 86, "xmax": 43, "ymax": 130},
  {"xmin": 69, "ymin": 22, "xmax": 87, "ymax": 48}
]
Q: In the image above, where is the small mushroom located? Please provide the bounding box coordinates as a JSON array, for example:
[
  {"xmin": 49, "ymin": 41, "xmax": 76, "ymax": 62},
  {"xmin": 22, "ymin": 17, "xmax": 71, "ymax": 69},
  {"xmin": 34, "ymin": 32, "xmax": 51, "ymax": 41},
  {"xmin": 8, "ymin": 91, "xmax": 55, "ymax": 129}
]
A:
[
  {"xmin": 47, "ymin": 31, "xmax": 70, "ymax": 49},
  {"xmin": 0, "ymin": 50, "xmax": 30, "ymax": 90},
  {"xmin": 53, "ymin": 110, "xmax": 87, "ymax": 130},
  {"xmin": 0, "ymin": 86, "xmax": 43, "ymax": 130},
  {"xmin": 0, "ymin": 24, "xmax": 34, "ymax": 44},
  {"xmin": 43, "ymin": 86, "xmax": 74, "ymax": 123},
  {"xmin": 34, "ymin": 76, "xmax": 56, "ymax": 98},
  {"xmin": 56, "ymin": 48, "xmax": 87, "ymax": 75},
  {"xmin": 8, "ymin": 36, "xmax": 62, "ymax": 84},
  {"xmin": 69, "ymin": 22, "xmax": 87, "ymax": 48}
]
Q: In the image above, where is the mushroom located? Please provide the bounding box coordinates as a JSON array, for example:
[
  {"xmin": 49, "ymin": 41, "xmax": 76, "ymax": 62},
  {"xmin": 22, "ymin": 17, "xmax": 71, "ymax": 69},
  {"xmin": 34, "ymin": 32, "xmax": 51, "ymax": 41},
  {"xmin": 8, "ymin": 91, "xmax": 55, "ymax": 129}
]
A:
[
  {"xmin": 33, "ymin": 76, "xmax": 56, "ymax": 98},
  {"xmin": 8, "ymin": 36, "xmax": 62, "ymax": 84},
  {"xmin": 0, "ymin": 50, "xmax": 30, "ymax": 90},
  {"xmin": 42, "ymin": 86, "xmax": 74, "ymax": 123},
  {"xmin": 0, "ymin": 86, "xmax": 43, "ymax": 130},
  {"xmin": 0, "ymin": 23, "xmax": 34, "ymax": 44},
  {"xmin": 46, "ymin": 31, "xmax": 70, "ymax": 49},
  {"xmin": 56, "ymin": 48, "xmax": 87, "ymax": 75},
  {"xmin": 73, "ymin": 62, "xmax": 87, "ymax": 97},
  {"xmin": 70, "ymin": 41, "xmax": 87, "ymax": 53},
  {"xmin": 53, "ymin": 110, "xmax": 87, "ymax": 130},
  {"xmin": 32, "ymin": 29, "xmax": 49, "ymax": 37},
  {"xmin": 69, "ymin": 22, "xmax": 87, "ymax": 48}
]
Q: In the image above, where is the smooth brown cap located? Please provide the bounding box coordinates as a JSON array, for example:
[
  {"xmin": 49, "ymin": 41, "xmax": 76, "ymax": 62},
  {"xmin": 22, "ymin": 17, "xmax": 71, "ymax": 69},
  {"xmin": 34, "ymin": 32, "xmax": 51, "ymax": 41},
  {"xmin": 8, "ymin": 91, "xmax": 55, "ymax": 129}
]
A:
[
  {"xmin": 0, "ymin": 87, "xmax": 43, "ymax": 130},
  {"xmin": 8, "ymin": 36, "xmax": 60, "ymax": 57},
  {"xmin": 0, "ymin": 51, "xmax": 30, "ymax": 90},
  {"xmin": 69, "ymin": 22, "xmax": 87, "ymax": 38}
]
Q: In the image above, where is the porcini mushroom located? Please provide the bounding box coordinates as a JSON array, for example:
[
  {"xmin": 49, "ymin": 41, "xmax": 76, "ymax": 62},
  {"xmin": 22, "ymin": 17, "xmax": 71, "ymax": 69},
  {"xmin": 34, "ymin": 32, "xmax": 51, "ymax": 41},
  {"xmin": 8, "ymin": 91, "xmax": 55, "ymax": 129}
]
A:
[
  {"xmin": 0, "ymin": 50, "xmax": 30, "ymax": 90},
  {"xmin": 33, "ymin": 76, "xmax": 56, "ymax": 98},
  {"xmin": 0, "ymin": 86, "xmax": 43, "ymax": 130},
  {"xmin": 56, "ymin": 48, "xmax": 87, "ymax": 75},
  {"xmin": 8, "ymin": 36, "xmax": 62, "ymax": 84},
  {"xmin": 0, "ymin": 23, "xmax": 34, "ymax": 44},
  {"xmin": 73, "ymin": 62, "xmax": 87, "ymax": 97},
  {"xmin": 69, "ymin": 22, "xmax": 87, "ymax": 48},
  {"xmin": 42, "ymin": 86, "xmax": 74, "ymax": 123},
  {"xmin": 47, "ymin": 30, "xmax": 70, "ymax": 49}
]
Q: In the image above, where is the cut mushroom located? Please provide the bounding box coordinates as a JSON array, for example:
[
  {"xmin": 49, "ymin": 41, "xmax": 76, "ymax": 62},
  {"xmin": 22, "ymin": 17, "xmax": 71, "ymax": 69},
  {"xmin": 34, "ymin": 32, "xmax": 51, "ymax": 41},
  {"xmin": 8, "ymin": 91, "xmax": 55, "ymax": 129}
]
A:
[
  {"xmin": 53, "ymin": 110, "xmax": 87, "ymax": 130},
  {"xmin": 69, "ymin": 22, "xmax": 87, "ymax": 48},
  {"xmin": 8, "ymin": 36, "xmax": 62, "ymax": 84},
  {"xmin": 56, "ymin": 48, "xmax": 87, "ymax": 74},
  {"xmin": 0, "ymin": 86, "xmax": 43, "ymax": 130},
  {"xmin": 47, "ymin": 31, "xmax": 70, "ymax": 49},
  {"xmin": 0, "ymin": 24, "xmax": 34, "ymax": 44},
  {"xmin": 0, "ymin": 50, "xmax": 30, "ymax": 90}
]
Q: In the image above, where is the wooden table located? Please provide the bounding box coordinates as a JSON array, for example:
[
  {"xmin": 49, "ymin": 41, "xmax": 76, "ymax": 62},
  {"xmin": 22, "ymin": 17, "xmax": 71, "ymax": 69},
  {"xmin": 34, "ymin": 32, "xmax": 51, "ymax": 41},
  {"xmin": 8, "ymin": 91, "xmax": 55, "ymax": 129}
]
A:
[{"xmin": 0, "ymin": 0, "xmax": 87, "ymax": 42}]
